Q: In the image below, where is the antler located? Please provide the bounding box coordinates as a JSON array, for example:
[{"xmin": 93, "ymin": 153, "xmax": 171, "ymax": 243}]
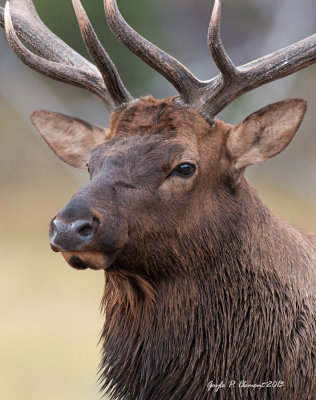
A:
[
  {"xmin": 1, "ymin": 0, "xmax": 315, "ymax": 121},
  {"xmin": 104, "ymin": 0, "xmax": 206, "ymax": 104},
  {"xmin": 201, "ymin": 0, "xmax": 316, "ymax": 118},
  {"xmin": 104, "ymin": 0, "xmax": 316, "ymax": 121},
  {"xmin": 1, "ymin": 0, "xmax": 132, "ymax": 112},
  {"xmin": 72, "ymin": 0, "xmax": 132, "ymax": 107}
]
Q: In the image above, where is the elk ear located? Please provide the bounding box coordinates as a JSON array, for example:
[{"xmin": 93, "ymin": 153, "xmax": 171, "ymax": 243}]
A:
[
  {"xmin": 227, "ymin": 99, "xmax": 307, "ymax": 171},
  {"xmin": 30, "ymin": 110, "xmax": 110, "ymax": 169}
]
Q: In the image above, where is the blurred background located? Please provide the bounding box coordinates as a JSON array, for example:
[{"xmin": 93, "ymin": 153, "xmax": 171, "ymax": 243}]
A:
[{"xmin": 0, "ymin": 0, "xmax": 315, "ymax": 399}]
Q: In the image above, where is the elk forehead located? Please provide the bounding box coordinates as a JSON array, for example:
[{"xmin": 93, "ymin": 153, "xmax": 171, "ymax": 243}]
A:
[
  {"xmin": 88, "ymin": 97, "xmax": 223, "ymax": 182},
  {"xmin": 87, "ymin": 97, "xmax": 228, "ymax": 191},
  {"xmin": 109, "ymin": 97, "xmax": 212, "ymax": 139}
]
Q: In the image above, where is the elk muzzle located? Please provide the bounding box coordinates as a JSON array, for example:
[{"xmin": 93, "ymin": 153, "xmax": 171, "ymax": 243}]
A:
[
  {"xmin": 50, "ymin": 217, "xmax": 100, "ymax": 252},
  {"xmin": 49, "ymin": 196, "xmax": 127, "ymax": 270}
]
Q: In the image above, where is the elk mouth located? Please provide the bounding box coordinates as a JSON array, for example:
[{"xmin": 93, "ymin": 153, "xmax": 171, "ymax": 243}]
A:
[{"xmin": 61, "ymin": 250, "xmax": 121, "ymax": 271}]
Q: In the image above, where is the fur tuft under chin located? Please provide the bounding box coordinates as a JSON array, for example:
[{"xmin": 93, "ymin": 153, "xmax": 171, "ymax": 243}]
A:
[
  {"xmin": 98, "ymin": 270, "xmax": 158, "ymax": 399},
  {"xmin": 100, "ymin": 270, "xmax": 157, "ymax": 320}
]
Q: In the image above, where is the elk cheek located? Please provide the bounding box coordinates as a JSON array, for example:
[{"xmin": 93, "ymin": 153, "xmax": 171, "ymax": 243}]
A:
[{"xmin": 96, "ymin": 213, "xmax": 129, "ymax": 252}]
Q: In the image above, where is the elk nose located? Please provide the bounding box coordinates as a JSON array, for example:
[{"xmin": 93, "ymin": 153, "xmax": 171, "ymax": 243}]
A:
[{"xmin": 49, "ymin": 218, "xmax": 99, "ymax": 252}]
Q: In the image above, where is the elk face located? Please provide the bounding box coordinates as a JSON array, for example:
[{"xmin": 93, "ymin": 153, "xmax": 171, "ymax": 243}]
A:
[
  {"xmin": 30, "ymin": 96, "xmax": 306, "ymax": 273},
  {"xmin": 3, "ymin": 0, "xmax": 311, "ymax": 272},
  {"xmin": 31, "ymin": 98, "xmax": 220, "ymax": 272}
]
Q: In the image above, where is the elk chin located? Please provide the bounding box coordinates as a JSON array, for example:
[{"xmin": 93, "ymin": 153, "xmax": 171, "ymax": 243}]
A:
[{"xmin": 61, "ymin": 251, "xmax": 119, "ymax": 271}]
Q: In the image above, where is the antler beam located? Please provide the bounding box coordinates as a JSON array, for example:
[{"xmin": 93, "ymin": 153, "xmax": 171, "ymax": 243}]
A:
[
  {"xmin": 72, "ymin": 0, "xmax": 132, "ymax": 107},
  {"xmin": 2, "ymin": 0, "xmax": 93, "ymax": 70},
  {"xmin": 1, "ymin": 0, "xmax": 133, "ymax": 112},
  {"xmin": 207, "ymin": 0, "xmax": 237, "ymax": 82}
]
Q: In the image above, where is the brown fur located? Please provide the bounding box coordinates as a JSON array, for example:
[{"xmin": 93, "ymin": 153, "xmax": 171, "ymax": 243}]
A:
[
  {"xmin": 31, "ymin": 110, "xmax": 110, "ymax": 169},
  {"xmin": 39, "ymin": 96, "xmax": 315, "ymax": 399},
  {"xmin": 2, "ymin": 0, "xmax": 315, "ymax": 398}
]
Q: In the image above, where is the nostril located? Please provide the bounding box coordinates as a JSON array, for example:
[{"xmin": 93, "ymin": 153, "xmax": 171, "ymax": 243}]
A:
[
  {"xmin": 49, "ymin": 216, "xmax": 100, "ymax": 251},
  {"xmin": 75, "ymin": 217, "xmax": 99, "ymax": 238},
  {"xmin": 77, "ymin": 223, "xmax": 94, "ymax": 237}
]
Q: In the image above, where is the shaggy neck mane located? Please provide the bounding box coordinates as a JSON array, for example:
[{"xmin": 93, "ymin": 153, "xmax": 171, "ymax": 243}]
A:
[{"xmin": 98, "ymin": 179, "xmax": 315, "ymax": 400}]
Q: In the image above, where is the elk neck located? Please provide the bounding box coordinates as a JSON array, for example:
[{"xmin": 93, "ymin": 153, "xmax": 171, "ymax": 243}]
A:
[{"xmin": 98, "ymin": 177, "xmax": 315, "ymax": 399}]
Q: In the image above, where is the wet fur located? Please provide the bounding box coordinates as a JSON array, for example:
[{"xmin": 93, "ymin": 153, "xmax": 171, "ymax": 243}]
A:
[
  {"xmin": 96, "ymin": 101, "xmax": 316, "ymax": 399},
  {"xmin": 45, "ymin": 97, "xmax": 315, "ymax": 399}
]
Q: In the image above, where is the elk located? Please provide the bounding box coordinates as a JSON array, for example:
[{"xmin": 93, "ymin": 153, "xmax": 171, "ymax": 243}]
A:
[{"xmin": 1, "ymin": 0, "xmax": 315, "ymax": 399}]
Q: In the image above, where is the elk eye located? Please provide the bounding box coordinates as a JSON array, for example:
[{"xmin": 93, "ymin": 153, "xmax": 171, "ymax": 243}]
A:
[{"xmin": 174, "ymin": 163, "xmax": 196, "ymax": 177}]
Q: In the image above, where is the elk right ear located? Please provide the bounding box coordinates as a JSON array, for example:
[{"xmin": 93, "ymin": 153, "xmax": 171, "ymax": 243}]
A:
[
  {"xmin": 226, "ymin": 99, "xmax": 307, "ymax": 173},
  {"xmin": 30, "ymin": 111, "xmax": 110, "ymax": 169}
]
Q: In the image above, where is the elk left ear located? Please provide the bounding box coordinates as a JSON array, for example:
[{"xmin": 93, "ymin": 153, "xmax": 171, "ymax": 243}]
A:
[
  {"xmin": 227, "ymin": 99, "xmax": 307, "ymax": 171},
  {"xmin": 30, "ymin": 110, "xmax": 111, "ymax": 169}
]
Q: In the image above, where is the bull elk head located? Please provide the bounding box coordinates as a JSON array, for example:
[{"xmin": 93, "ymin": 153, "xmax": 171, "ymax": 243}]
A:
[
  {"xmin": 1, "ymin": 1, "xmax": 316, "ymax": 398},
  {"xmin": 1, "ymin": 0, "xmax": 314, "ymax": 271}
]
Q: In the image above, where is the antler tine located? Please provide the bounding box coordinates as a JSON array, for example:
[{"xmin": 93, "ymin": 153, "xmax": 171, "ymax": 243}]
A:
[
  {"xmin": 207, "ymin": 0, "xmax": 237, "ymax": 81},
  {"xmin": 104, "ymin": 0, "xmax": 206, "ymax": 104},
  {"xmin": 72, "ymin": 0, "xmax": 133, "ymax": 107}
]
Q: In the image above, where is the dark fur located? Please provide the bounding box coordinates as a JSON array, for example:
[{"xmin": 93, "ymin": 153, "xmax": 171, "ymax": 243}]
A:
[
  {"xmin": 2, "ymin": 1, "xmax": 315, "ymax": 397},
  {"xmin": 51, "ymin": 97, "xmax": 315, "ymax": 399},
  {"xmin": 98, "ymin": 180, "xmax": 316, "ymax": 400}
]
